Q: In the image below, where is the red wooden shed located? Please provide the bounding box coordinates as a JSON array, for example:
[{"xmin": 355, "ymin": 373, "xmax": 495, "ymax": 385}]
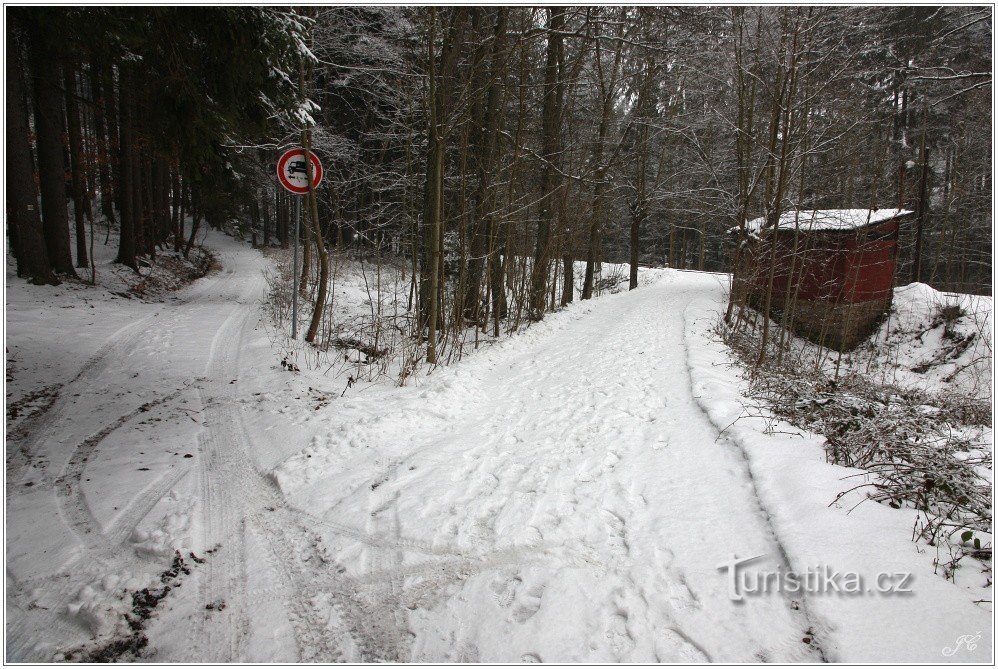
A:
[{"xmin": 737, "ymin": 208, "xmax": 913, "ymax": 350}]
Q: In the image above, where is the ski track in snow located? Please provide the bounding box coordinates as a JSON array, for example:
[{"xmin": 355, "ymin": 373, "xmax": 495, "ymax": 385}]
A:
[{"xmin": 7, "ymin": 234, "xmax": 831, "ymax": 662}]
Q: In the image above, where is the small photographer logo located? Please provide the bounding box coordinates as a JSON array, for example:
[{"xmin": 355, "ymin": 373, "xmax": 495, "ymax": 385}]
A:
[{"xmin": 942, "ymin": 631, "xmax": 982, "ymax": 657}]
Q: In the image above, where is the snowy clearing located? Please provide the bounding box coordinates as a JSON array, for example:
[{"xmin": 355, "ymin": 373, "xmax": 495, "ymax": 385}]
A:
[{"xmin": 5, "ymin": 232, "xmax": 992, "ymax": 663}]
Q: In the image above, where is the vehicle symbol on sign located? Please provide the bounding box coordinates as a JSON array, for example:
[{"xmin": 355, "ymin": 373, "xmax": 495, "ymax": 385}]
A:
[{"xmin": 276, "ymin": 148, "xmax": 323, "ymax": 195}]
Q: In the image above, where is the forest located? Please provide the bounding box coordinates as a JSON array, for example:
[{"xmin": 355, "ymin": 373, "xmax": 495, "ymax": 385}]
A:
[
  {"xmin": 4, "ymin": 6, "xmax": 994, "ymax": 663},
  {"xmin": 6, "ymin": 6, "xmax": 992, "ymax": 366}
]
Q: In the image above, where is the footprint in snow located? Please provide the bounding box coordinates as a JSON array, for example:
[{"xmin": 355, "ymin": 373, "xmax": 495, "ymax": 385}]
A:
[
  {"xmin": 603, "ymin": 609, "xmax": 635, "ymax": 659},
  {"xmin": 510, "ymin": 582, "xmax": 545, "ymax": 623},
  {"xmin": 490, "ymin": 573, "xmax": 521, "ymax": 608}
]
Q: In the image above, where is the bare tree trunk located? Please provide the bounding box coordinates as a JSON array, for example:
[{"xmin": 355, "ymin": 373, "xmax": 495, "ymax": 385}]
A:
[
  {"xmin": 64, "ymin": 67, "xmax": 90, "ymax": 268},
  {"xmin": 89, "ymin": 59, "xmax": 116, "ymax": 229},
  {"xmin": 301, "ymin": 48, "xmax": 329, "ymax": 345},
  {"xmin": 463, "ymin": 8, "xmax": 507, "ymax": 324},
  {"xmin": 420, "ymin": 8, "xmax": 469, "ymax": 361},
  {"xmin": 6, "ymin": 25, "xmax": 58, "ymax": 285},
  {"xmin": 529, "ymin": 7, "xmax": 565, "ymax": 319},
  {"xmin": 28, "ymin": 24, "xmax": 76, "ymax": 276},
  {"xmin": 172, "ymin": 165, "xmax": 182, "ymax": 251},
  {"xmin": 262, "ymin": 188, "xmax": 271, "ymax": 247},
  {"xmin": 583, "ymin": 11, "xmax": 624, "ymax": 300},
  {"xmin": 911, "ymin": 117, "xmax": 929, "ymax": 284},
  {"xmin": 116, "ymin": 64, "xmax": 138, "ymax": 269}
]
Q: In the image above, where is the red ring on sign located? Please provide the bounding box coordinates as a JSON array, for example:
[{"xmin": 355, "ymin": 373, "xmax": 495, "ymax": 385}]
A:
[{"xmin": 277, "ymin": 149, "xmax": 323, "ymax": 195}]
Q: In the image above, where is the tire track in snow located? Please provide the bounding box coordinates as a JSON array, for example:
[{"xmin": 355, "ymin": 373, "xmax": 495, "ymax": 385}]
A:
[
  {"xmin": 5, "ymin": 312, "xmax": 160, "ymax": 485},
  {"xmin": 680, "ymin": 296, "xmax": 831, "ymax": 662},
  {"xmin": 9, "ymin": 389, "xmax": 197, "ymax": 661},
  {"xmin": 54, "ymin": 388, "xmax": 190, "ymax": 553},
  {"xmin": 186, "ymin": 281, "xmax": 373, "ymax": 662},
  {"xmin": 6, "ymin": 268, "xmax": 230, "ymax": 486},
  {"xmin": 6, "ymin": 265, "xmax": 238, "ymax": 496},
  {"xmin": 364, "ymin": 491, "xmax": 410, "ymax": 661},
  {"xmin": 189, "ymin": 297, "xmax": 258, "ymax": 662},
  {"xmin": 6, "ymin": 256, "xmax": 237, "ymax": 661}
]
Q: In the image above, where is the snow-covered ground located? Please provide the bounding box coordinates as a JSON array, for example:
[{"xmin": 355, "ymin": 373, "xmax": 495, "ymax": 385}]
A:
[
  {"xmin": 5, "ymin": 231, "xmax": 992, "ymax": 662},
  {"xmin": 858, "ymin": 282, "xmax": 992, "ymax": 399}
]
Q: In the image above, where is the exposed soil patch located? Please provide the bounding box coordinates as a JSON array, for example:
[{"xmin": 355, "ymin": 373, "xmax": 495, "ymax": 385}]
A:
[{"xmin": 62, "ymin": 552, "xmax": 195, "ymax": 662}]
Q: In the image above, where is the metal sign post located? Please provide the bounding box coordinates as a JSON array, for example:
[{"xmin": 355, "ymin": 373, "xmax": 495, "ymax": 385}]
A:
[
  {"xmin": 292, "ymin": 195, "xmax": 301, "ymax": 339},
  {"xmin": 276, "ymin": 148, "xmax": 324, "ymax": 341}
]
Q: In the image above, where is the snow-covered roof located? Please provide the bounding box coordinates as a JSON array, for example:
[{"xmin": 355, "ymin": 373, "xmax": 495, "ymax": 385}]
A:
[{"xmin": 746, "ymin": 208, "xmax": 912, "ymax": 234}]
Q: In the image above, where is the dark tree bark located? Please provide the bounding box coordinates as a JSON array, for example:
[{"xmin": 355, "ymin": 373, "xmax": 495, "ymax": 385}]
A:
[
  {"xmin": 89, "ymin": 59, "xmax": 116, "ymax": 229},
  {"xmin": 6, "ymin": 27, "xmax": 58, "ymax": 285},
  {"xmin": 115, "ymin": 63, "xmax": 138, "ymax": 270},
  {"xmin": 172, "ymin": 165, "xmax": 182, "ymax": 251},
  {"xmin": 529, "ymin": 7, "xmax": 565, "ymax": 319},
  {"xmin": 262, "ymin": 188, "xmax": 271, "ymax": 247},
  {"xmin": 250, "ymin": 194, "xmax": 260, "ymax": 247},
  {"xmin": 420, "ymin": 7, "xmax": 470, "ymax": 361},
  {"xmin": 64, "ymin": 66, "xmax": 90, "ymax": 268},
  {"xmin": 27, "ymin": 22, "xmax": 76, "ymax": 276},
  {"xmin": 131, "ymin": 121, "xmax": 146, "ymax": 260},
  {"xmin": 184, "ymin": 211, "xmax": 202, "ymax": 259},
  {"xmin": 142, "ymin": 150, "xmax": 155, "ymax": 259},
  {"xmin": 464, "ymin": 8, "xmax": 508, "ymax": 324},
  {"xmin": 911, "ymin": 126, "xmax": 930, "ymax": 284}
]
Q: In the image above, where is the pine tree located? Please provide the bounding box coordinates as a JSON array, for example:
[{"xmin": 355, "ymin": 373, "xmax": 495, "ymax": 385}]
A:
[
  {"xmin": 25, "ymin": 10, "xmax": 77, "ymax": 277},
  {"xmin": 5, "ymin": 21, "xmax": 58, "ymax": 285}
]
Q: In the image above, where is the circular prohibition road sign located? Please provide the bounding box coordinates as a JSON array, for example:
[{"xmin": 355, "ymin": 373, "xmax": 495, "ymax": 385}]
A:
[{"xmin": 276, "ymin": 148, "xmax": 323, "ymax": 195}]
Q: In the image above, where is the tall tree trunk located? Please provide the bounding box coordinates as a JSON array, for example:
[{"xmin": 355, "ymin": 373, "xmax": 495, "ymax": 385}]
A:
[
  {"xmin": 184, "ymin": 211, "xmax": 202, "ymax": 259},
  {"xmin": 250, "ymin": 193, "xmax": 260, "ymax": 247},
  {"xmin": 6, "ymin": 26, "xmax": 58, "ymax": 285},
  {"xmin": 90, "ymin": 58, "xmax": 116, "ymax": 228},
  {"xmin": 130, "ymin": 99, "xmax": 146, "ymax": 260},
  {"xmin": 630, "ymin": 123, "xmax": 648, "ymax": 291},
  {"xmin": 303, "ymin": 131, "xmax": 328, "ymax": 344},
  {"xmin": 28, "ymin": 23, "xmax": 76, "ymax": 276},
  {"xmin": 115, "ymin": 63, "xmax": 138, "ymax": 270},
  {"xmin": 464, "ymin": 8, "xmax": 507, "ymax": 323},
  {"xmin": 583, "ymin": 11, "xmax": 624, "ymax": 300},
  {"xmin": 156, "ymin": 157, "xmax": 170, "ymax": 246},
  {"xmin": 529, "ymin": 7, "xmax": 565, "ymax": 319},
  {"xmin": 141, "ymin": 151, "xmax": 155, "ymax": 258},
  {"xmin": 756, "ymin": 13, "xmax": 802, "ymax": 368},
  {"xmin": 420, "ymin": 8, "xmax": 470, "ymax": 360},
  {"xmin": 911, "ymin": 119, "xmax": 929, "ymax": 284},
  {"xmin": 172, "ymin": 165, "xmax": 182, "ymax": 251},
  {"xmin": 262, "ymin": 189, "xmax": 271, "ymax": 247},
  {"xmin": 64, "ymin": 66, "xmax": 90, "ymax": 268}
]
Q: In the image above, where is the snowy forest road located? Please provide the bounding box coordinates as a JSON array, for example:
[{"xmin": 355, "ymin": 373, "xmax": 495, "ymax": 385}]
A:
[
  {"xmin": 273, "ymin": 270, "xmax": 832, "ymax": 662},
  {"xmin": 5, "ymin": 235, "xmax": 272, "ymax": 660},
  {"xmin": 7, "ymin": 235, "xmax": 828, "ymax": 662}
]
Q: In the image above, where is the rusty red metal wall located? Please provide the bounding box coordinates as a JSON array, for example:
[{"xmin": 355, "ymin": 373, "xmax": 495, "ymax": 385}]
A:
[{"xmin": 749, "ymin": 218, "xmax": 899, "ymax": 305}]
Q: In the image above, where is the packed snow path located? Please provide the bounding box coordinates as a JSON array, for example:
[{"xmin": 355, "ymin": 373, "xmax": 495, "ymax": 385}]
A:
[
  {"xmin": 7, "ymin": 235, "xmax": 827, "ymax": 662},
  {"xmin": 274, "ymin": 272, "xmax": 828, "ymax": 662}
]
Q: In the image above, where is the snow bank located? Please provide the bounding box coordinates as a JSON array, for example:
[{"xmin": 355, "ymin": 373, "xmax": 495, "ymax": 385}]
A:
[
  {"xmin": 683, "ymin": 298, "xmax": 992, "ymax": 663},
  {"xmin": 855, "ymin": 283, "xmax": 993, "ymax": 398}
]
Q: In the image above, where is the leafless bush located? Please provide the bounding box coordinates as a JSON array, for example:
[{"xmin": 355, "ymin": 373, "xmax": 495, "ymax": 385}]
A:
[{"xmin": 721, "ymin": 318, "xmax": 993, "ymax": 575}]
